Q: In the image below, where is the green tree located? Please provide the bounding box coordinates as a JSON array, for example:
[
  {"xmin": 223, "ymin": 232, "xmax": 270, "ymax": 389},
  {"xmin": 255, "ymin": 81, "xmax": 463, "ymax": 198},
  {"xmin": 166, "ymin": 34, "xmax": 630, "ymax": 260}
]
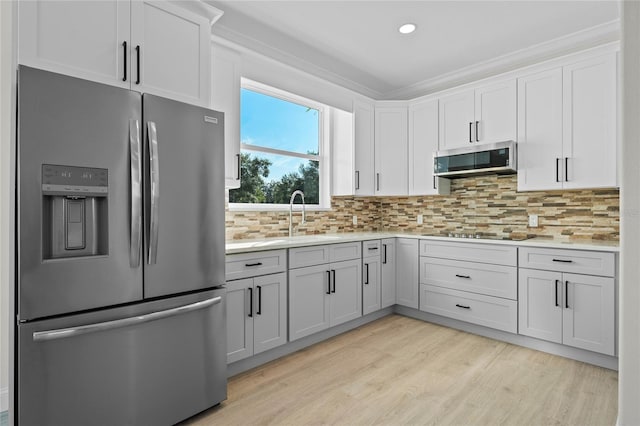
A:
[
  {"xmin": 229, "ymin": 153, "xmax": 271, "ymax": 203},
  {"xmin": 267, "ymin": 160, "xmax": 319, "ymax": 204}
]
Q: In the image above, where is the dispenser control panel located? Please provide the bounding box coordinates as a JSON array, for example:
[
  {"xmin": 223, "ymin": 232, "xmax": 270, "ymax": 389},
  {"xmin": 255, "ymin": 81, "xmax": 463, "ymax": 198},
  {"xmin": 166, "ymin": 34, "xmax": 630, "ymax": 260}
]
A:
[{"xmin": 42, "ymin": 164, "xmax": 108, "ymax": 196}]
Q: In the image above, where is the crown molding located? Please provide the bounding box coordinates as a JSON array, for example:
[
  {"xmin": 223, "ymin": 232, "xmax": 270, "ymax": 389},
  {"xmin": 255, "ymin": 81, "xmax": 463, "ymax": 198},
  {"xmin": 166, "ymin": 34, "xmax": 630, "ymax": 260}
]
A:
[{"xmin": 384, "ymin": 19, "xmax": 621, "ymax": 100}]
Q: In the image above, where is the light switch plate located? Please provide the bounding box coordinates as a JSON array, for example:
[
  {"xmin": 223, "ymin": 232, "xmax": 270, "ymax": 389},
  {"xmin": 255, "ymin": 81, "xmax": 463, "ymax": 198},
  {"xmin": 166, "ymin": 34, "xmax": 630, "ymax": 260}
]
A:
[
  {"xmin": 417, "ymin": 214, "xmax": 424, "ymax": 225},
  {"xmin": 528, "ymin": 214, "xmax": 539, "ymax": 227},
  {"xmin": 352, "ymin": 215, "xmax": 357, "ymax": 225}
]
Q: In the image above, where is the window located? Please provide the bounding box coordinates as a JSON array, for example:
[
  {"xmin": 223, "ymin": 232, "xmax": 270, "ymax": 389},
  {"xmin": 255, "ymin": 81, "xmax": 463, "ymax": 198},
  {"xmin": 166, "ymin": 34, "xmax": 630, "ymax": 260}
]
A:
[{"xmin": 229, "ymin": 80, "xmax": 328, "ymax": 209}]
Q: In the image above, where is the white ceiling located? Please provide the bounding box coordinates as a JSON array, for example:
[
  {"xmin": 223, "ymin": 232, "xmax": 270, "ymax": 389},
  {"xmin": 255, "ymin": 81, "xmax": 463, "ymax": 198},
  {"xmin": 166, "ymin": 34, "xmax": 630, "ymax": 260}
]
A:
[{"xmin": 208, "ymin": 1, "xmax": 620, "ymax": 99}]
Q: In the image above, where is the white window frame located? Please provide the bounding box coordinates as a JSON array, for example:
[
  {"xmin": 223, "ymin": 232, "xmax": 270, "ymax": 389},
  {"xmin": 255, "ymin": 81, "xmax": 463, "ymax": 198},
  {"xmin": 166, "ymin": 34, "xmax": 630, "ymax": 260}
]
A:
[{"xmin": 229, "ymin": 78, "xmax": 331, "ymax": 211}]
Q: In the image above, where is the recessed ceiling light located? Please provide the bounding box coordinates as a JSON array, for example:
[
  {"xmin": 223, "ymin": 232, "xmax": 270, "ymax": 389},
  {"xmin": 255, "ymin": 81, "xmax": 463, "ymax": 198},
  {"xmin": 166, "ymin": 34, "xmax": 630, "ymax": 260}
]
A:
[{"xmin": 398, "ymin": 23, "xmax": 417, "ymax": 34}]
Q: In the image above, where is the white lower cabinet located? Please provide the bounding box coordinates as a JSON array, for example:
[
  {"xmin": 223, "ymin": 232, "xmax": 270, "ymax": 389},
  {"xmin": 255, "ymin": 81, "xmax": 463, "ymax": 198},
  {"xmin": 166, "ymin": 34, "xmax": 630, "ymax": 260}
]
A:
[
  {"xmin": 226, "ymin": 272, "xmax": 288, "ymax": 363},
  {"xmin": 362, "ymin": 240, "xmax": 382, "ymax": 315},
  {"xmin": 396, "ymin": 239, "xmax": 419, "ymax": 309},
  {"xmin": 289, "ymin": 243, "xmax": 362, "ymax": 341},
  {"xmin": 381, "ymin": 239, "xmax": 397, "ymax": 308},
  {"xmin": 519, "ymin": 268, "xmax": 615, "ymax": 356}
]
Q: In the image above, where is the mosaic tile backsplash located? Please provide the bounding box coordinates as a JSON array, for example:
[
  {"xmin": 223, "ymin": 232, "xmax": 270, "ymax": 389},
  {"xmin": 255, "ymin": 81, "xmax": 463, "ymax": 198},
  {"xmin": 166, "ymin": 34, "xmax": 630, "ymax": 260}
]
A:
[{"xmin": 226, "ymin": 175, "xmax": 619, "ymax": 242}]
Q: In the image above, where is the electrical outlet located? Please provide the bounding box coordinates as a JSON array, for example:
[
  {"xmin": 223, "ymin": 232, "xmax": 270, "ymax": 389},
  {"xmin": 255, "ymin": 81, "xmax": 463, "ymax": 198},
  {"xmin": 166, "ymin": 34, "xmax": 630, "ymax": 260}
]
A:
[
  {"xmin": 417, "ymin": 214, "xmax": 423, "ymax": 225},
  {"xmin": 528, "ymin": 214, "xmax": 539, "ymax": 227},
  {"xmin": 352, "ymin": 215, "xmax": 358, "ymax": 225}
]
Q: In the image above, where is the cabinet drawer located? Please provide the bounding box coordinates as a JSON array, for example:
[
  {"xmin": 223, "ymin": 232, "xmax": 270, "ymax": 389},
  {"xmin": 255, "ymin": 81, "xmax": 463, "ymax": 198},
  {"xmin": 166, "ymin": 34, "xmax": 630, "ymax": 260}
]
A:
[
  {"xmin": 362, "ymin": 240, "xmax": 381, "ymax": 259},
  {"xmin": 519, "ymin": 247, "xmax": 615, "ymax": 277},
  {"xmin": 226, "ymin": 250, "xmax": 286, "ymax": 281},
  {"xmin": 289, "ymin": 245, "xmax": 330, "ymax": 269},
  {"xmin": 329, "ymin": 242, "xmax": 362, "ymax": 263},
  {"xmin": 419, "ymin": 284, "xmax": 517, "ymax": 333},
  {"xmin": 420, "ymin": 257, "xmax": 517, "ymax": 300},
  {"xmin": 420, "ymin": 240, "xmax": 517, "ymax": 266}
]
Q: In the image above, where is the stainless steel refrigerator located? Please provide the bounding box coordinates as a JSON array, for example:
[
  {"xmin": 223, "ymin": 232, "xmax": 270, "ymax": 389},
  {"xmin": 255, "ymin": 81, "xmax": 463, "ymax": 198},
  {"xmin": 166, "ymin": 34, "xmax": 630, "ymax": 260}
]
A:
[{"xmin": 16, "ymin": 66, "xmax": 227, "ymax": 425}]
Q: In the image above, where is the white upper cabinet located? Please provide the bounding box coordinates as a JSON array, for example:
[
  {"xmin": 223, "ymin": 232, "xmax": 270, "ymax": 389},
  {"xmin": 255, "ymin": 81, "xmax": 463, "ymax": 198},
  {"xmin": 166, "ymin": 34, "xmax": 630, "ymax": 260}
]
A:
[
  {"xmin": 439, "ymin": 79, "xmax": 516, "ymax": 150},
  {"xmin": 438, "ymin": 90, "xmax": 475, "ymax": 149},
  {"xmin": 408, "ymin": 99, "xmax": 450, "ymax": 195},
  {"xmin": 517, "ymin": 68, "xmax": 564, "ymax": 191},
  {"xmin": 518, "ymin": 52, "xmax": 618, "ymax": 191},
  {"xmin": 19, "ymin": 0, "xmax": 131, "ymax": 89},
  {"xmin": 212, "ymin": 44, "xmax": 242, "ymax": 189},
  {"xmin": 375, "ymin": 106, "xmax": 408, "ymax": 196},
  {"xmin": 562, "ymin": 53, "xmax": 617, "ymax": 189},
  {"xmin": 19, "ymin": 0, "xmax": 220, "ymax": 106},
  {"xmin": 353, "ymin": 101, "xmax": 376, "ymax": 196}
]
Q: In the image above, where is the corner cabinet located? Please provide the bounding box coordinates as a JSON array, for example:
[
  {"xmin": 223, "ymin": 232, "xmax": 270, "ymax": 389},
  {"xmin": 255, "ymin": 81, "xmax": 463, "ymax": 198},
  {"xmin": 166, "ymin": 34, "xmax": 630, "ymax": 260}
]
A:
[
  {"xmin": 212, "ymin": 43, "xmax": 242, "ymax": 188},
  {"xmin": 517, "ymin": 52, "xmax": 617, "ymax": 191},
  {"xmin": 374, "ymin": 105, "xmax": 409, "ymax": 196},
  {"xmin": 18, "ymin": 0, "xmax": 221, "ymax": 107},
  {"xmin": 353, "ymin": 101, "xmax": 376, "ymax": 196}
]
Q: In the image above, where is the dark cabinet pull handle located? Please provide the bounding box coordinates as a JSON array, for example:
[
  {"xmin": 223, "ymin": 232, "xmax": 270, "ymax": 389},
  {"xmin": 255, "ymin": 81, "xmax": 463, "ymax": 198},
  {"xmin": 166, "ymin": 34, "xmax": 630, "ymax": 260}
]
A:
[
  {"xmin": 248, "ymin": 287, "xmax": 253, "ymax": 317},
  {"xmin": 456, "ymin": 304, "xmax": 470, "ymax": 309},
  {"xmin": 555, "ymin": 158, "xmax": 560, "ymax": 183},
  {"xmin": 455, "ymin": 274, "xmax": 471, "ymax": 279},
  {"xmin": 565, "ymin": 280, "xmax": 569, "ymax": 308},
  {"xmin": 245, "ymin": 262, "xmax": 263, "ymax": 267},
  {"xmin": 376, "ymin": 173, "xmax": 380, "ymax": 191},
  {"xmin": 469, "ymin": 122, "xmax": 473, "ymax": 143},
  {"xmin": 326, "ymin": 271, "xmax": 331, "ymax": 295},
  {"xmin": 552, "ymin": 259, "xmax": 573, "ymax": 263},
  {"xmin": 236, "ymin": 153, "xmax": 241, "ymax": 180},
  {"xmin": 565, "ymin": 157, "xmax": 569, "ymax": 182},
  {"xmin": 383, "ymin": 244, "xmax": 387, "ymax": 264},
  {"xmin": 256, "ymin": 285, "xmax": 262, "ymax": 315},
  {"xmin": 368, "ymin": 247, "xmax": 379, "ymax": 251},
  {"xmin": 355, "ymin": 171, "xmax": 360, "ymax": 190},
  {"xmin": 122, "ymin": 41, "xmax": 127, "ymax": 82},
  {"xmin": 135, "ymin": 45, "xmax": 141, "ymax": 85},
  {"xmin": 433, "ymin": 176, "xmax": 437, "ymax": 190},
  {"xmin": 475, "ymin": 121, "xmax": 479, "ymax": 142},
  {"xmin": 332, "ymin": 270, "xmax": 336, "ymax": 293},
  {"xmin": 555, "ymin": 280, "xmax": 560, "ymax": 307},
  {"xmin": 364, "ymin": 263, "xmax": 369, "ymax": 285}
]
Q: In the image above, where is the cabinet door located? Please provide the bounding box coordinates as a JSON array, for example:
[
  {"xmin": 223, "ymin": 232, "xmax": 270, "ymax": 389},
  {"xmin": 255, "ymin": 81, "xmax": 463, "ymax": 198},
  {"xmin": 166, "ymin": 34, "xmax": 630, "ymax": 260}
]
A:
[
  {"xmin": 253, "ymin": 273, "xmax": 288, "ymax": 355},
  {"xmin": 517, "ymin": 68, "xmax": 563, "ymax": 191},
  {"xmin": 226, "ymin": 278, "xmax": 253, "ymax": 363},
  {"xmin": 289, "ymin": 264, "xmax": 331, "ymax": 341},
  {"xmin": 396, "ymin": 238, "xmax": 419, "ymax": 309},
  {"xmin": 438, "ymin": 89, "xmax": 475, "ymax": 149},
  {"xmin": 474, "ymin": 79, "xmax": 516, "ymax": 144},
  {"xmin": 518, "ymin": 269, "xmax": 562, "ymax": 344},
  {"xmin": 375, "ymin": 107, "xmax": 408, "ymax": 196},
  {"xmin": 353, "ymin": 101, "xmax": 375, "ymax": 195},
  {"xmin": 562, "ymin": 53, "xmax": 617, "ymax": 189},
  {"xmin": 330, "ymin": 259, "xmax": 362, "ymax": 326},
  {"xmin": 381, "ymin": 239, "xmax": 397, "ymax": 308},
  {"xmin": 563, "ymin": 273, "xmax": 615, "ymax": 355},
  {"xmin": 212, "ymin": 44, "xmax": 242, "ymax": 189},
  {"xmin": 131, "ymin": 0, "xmax": 210, "ymax": 106},
  {"xmin": 408, "ymin": 99, "xmax": 450, "ymax": 195},
  {"xmin": 362, "ymin": 257, "xmax": 381, "ymax": 315},
  {"xmin": 18, "ymin": 0, "xmax": 130, "ymax": 89}
]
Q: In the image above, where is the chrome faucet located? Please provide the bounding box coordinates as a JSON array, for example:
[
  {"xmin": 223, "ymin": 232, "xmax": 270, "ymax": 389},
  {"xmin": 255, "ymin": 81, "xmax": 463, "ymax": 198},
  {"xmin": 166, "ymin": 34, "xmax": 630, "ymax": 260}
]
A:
[{"xmin": 289, "ymin": 190, "xmax": 306, "ymax": 237}]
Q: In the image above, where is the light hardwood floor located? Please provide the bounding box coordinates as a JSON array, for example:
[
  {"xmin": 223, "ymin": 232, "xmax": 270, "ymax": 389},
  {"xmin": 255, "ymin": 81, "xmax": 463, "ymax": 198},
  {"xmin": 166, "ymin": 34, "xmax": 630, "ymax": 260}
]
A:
[{"xmin": 183, "ymin": 315, "xmax": 618, "ymax": 425}]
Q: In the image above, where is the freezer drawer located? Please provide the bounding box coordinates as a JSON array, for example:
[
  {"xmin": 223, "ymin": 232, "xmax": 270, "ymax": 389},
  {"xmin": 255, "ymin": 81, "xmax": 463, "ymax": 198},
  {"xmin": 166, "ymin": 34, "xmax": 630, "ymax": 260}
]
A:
[{"xmin": 18, "ymin": 289, "xmax": 227, "ymax": 426}]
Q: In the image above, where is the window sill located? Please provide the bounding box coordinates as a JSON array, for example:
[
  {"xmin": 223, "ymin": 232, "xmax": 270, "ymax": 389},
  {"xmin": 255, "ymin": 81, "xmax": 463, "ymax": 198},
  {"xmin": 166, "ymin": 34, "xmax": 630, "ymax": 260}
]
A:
[{"xmin": 228, "ymin": 203, "xmax": 332, "ymax": 212}]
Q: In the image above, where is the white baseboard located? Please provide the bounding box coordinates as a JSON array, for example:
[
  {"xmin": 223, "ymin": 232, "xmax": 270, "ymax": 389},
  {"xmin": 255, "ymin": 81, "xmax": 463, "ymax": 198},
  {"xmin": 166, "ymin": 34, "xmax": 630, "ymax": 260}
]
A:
[{"xmin": 0, "ymin": 386, "xmax": 7, "ymax": 412}]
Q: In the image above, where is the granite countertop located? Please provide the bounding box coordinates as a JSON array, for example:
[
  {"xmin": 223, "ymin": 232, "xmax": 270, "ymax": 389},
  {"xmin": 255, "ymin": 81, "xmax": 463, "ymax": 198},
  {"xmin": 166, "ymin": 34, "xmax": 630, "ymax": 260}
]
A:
[{"xmin": 225, "ymin": 232, "xmax": 619, "ymax": 255}]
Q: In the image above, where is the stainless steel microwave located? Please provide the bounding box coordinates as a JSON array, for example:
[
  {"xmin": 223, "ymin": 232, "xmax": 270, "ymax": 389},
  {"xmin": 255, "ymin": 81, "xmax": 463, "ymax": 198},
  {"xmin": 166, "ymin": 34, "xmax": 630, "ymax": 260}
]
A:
[{"xmin": 433, "ymin": 140, "xmax": 517, "ymax": 178}]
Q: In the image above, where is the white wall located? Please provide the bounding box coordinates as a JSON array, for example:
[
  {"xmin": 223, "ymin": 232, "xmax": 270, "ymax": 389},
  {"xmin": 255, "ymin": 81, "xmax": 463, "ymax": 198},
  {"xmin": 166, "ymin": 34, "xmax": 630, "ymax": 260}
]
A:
[
  {"xmin": 0, "ymin": 0, "xmax": 15, "ymax": 418},
  {"xmin": 619, "ymin": 2, "xmax": 640, "ymax": 424}
]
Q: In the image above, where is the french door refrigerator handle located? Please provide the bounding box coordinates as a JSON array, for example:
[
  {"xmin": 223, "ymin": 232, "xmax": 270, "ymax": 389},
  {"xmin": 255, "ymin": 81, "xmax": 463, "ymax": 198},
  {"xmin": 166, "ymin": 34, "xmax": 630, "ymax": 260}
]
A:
[
  {"xmin": 32, "ymin": 296, "xmax": 222, "ymax": 342},
  {"xmin": 148, "ymin": 121, "xmax": 160, "ymax": 265},
  {"xmin": 129, "ymin": 119, "xmax": 142, "ymax": 267}
]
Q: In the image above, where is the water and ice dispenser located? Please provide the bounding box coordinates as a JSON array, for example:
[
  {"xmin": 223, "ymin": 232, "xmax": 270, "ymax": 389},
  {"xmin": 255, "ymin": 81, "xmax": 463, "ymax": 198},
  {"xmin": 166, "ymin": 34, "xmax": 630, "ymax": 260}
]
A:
[{"xmin": 41, "ymin": 164, "xmax": 109, "ymax": 259}]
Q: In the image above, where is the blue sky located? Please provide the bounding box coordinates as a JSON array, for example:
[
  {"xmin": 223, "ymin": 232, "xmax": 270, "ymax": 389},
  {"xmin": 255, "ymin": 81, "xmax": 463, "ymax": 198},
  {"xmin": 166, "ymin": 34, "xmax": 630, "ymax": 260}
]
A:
[{"xmin": 241, "ymin": 88, "xmax": 319, "ymax": 182}]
